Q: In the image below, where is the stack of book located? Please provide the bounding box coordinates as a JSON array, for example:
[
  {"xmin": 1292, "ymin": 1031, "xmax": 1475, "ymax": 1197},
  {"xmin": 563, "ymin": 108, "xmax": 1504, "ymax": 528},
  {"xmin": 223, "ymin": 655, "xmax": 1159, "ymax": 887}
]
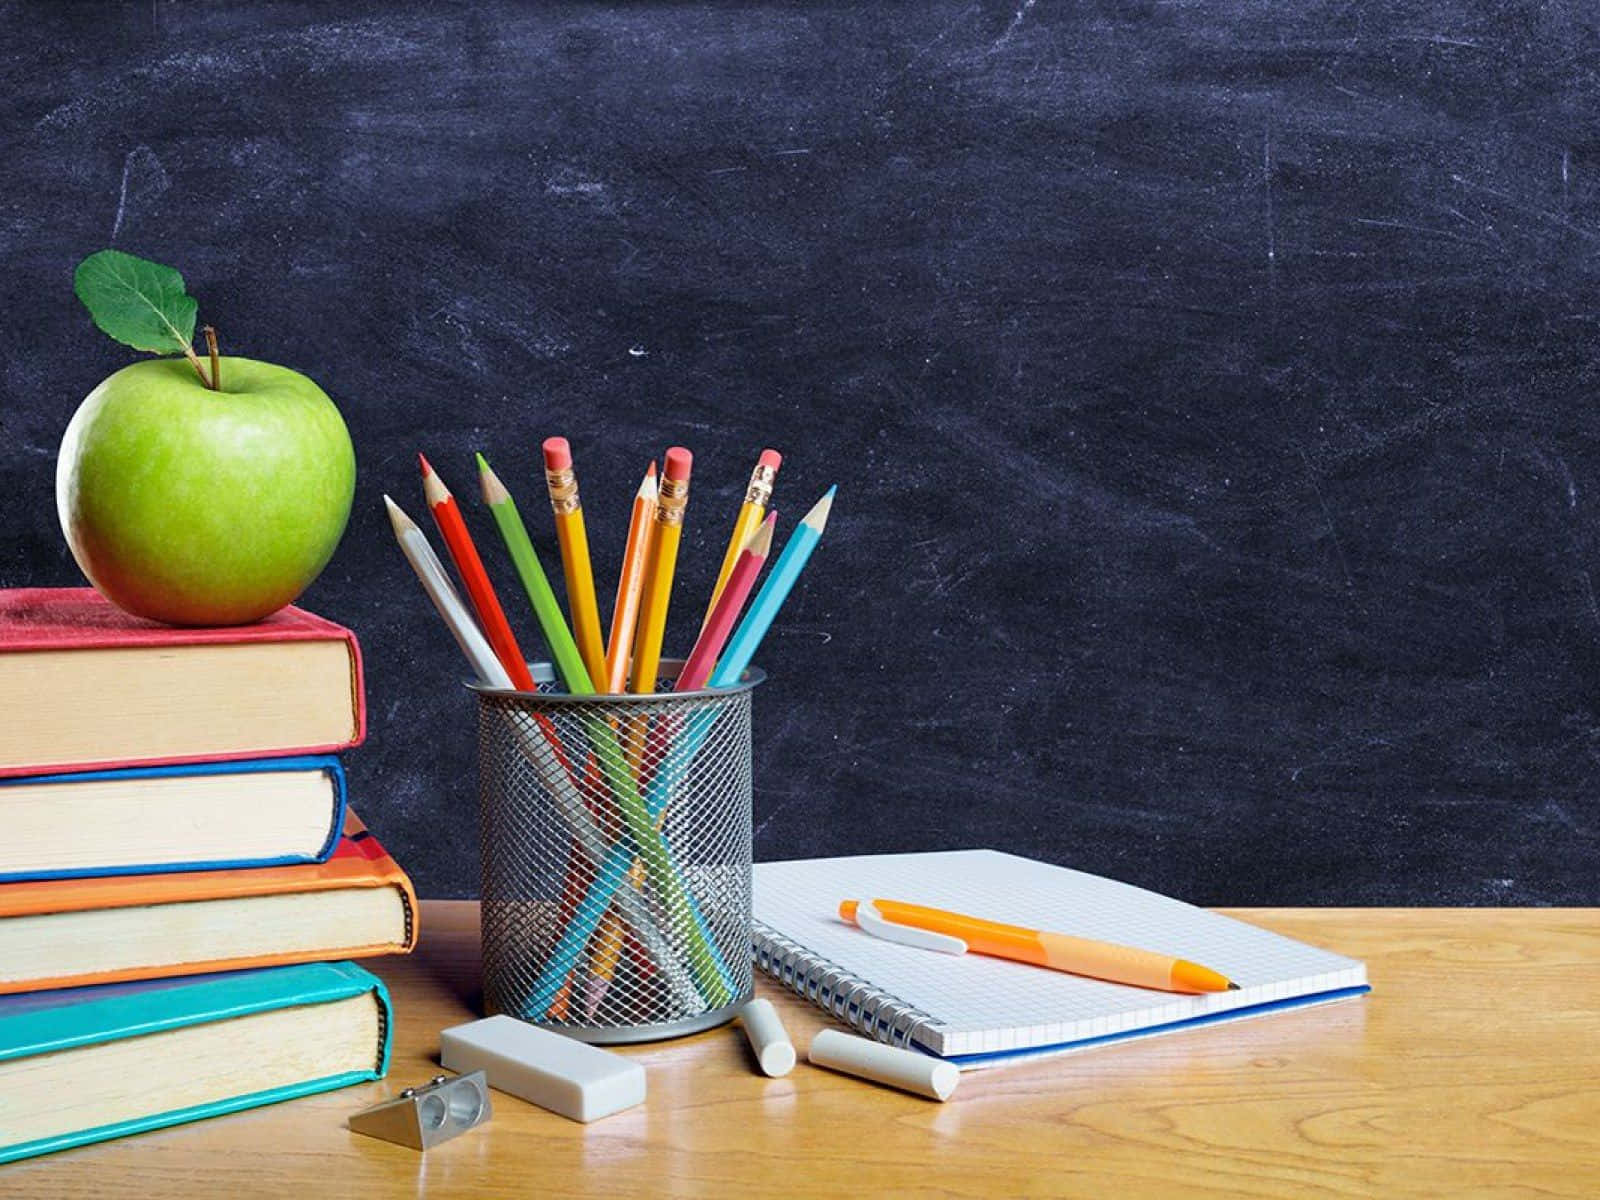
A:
[{"xmin": 0, "ymin": 588, "xmax": 416, "ymax": 1164}]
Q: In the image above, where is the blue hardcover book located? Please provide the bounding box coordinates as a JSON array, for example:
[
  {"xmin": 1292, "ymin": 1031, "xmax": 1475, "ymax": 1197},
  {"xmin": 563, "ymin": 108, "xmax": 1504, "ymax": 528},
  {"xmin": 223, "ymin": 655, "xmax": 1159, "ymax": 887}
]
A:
[
  {"xmin": 0, "ymin": 756, "xmax": 348, "ymax": 883},
  {"xmin": 0, "ymin": 961, "xmax": 392, "ymax": 1164}
]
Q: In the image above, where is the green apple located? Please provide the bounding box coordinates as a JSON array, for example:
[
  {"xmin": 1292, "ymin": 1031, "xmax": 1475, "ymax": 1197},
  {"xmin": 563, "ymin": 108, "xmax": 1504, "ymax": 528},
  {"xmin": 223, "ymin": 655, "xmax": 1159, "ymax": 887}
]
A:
[{"xmin": 57, "ymin": 356, "xmax": 356, "ymax": 626}]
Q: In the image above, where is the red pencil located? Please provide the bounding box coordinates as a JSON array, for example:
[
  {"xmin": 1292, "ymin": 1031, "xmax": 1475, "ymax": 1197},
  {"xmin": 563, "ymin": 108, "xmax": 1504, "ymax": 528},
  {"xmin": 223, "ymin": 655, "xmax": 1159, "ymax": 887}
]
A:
[
  {"xmin": 420, "ymin": 454, "xmax": 587, "ymax": 951},
  {"xmin": 675, "ymin": 512, "xmax": 776, "ymax": 692},
  {"xmin": 419, "ymin": 453, "xmax": 536, "ymax": 692}
]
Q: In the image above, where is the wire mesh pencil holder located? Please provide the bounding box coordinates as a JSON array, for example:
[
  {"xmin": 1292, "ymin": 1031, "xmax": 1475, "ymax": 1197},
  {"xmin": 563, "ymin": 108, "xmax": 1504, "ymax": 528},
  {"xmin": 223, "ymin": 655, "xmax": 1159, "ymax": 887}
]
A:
[{"xmin": 471, "ymin": 661, "xmax": 761, "ymax": 1043}]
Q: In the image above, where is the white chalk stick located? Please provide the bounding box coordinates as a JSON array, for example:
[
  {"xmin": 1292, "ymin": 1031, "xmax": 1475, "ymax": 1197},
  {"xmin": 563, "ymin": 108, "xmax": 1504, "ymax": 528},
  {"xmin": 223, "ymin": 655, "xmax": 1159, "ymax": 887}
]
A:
[
  {"xmin": 439, "ymin": 1015, "xmax": 645, "ymax": 1123},
  {"xmin": 808, "ymin": 1029, "xmax": 959, "ymax": 1101},
  {"xmin": 738, "ymin": 999, "xmax": 796, "ymax": 1077}
]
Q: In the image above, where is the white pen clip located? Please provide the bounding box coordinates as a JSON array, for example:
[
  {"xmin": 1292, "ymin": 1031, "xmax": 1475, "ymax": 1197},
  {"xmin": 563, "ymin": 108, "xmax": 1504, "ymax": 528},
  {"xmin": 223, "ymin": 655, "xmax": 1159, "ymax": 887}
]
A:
[{"xmin": 855, "ymin": 900, "xmax": 967, "ymax": 955}]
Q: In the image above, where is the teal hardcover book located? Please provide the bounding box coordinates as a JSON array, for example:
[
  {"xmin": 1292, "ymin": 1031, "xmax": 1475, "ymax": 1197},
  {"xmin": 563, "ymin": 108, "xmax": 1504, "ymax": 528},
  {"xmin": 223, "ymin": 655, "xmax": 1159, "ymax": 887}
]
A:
[{"xmin": 0, "ymin": 961, "xmax": 391, "ymax": 1164}]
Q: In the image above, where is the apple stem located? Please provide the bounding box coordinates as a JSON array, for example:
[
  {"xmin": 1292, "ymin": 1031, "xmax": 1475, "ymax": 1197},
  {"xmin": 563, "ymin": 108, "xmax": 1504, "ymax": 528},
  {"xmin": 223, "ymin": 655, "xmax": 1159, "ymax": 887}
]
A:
[
  {"xmin": 182, "ymin": 343, "xmax": 214, "ymax": 389},
  {"xmin": 203, "ymin": 326, "xmax": 221, "ymax": 391}
]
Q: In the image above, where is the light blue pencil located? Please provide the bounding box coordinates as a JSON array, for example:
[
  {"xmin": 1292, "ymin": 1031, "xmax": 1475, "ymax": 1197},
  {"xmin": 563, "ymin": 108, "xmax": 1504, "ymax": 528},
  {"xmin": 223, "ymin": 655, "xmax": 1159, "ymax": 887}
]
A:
[
  {"xmin": 647, "ymin": 485, "xmax": 838, "ymax": 814},
  {"xmin": 643, "ymin": 485, "xmax": 837, "ymax": 816},
  {"xmin": 709, "ymin": 485, "xmax": 835, "ymax": 687},
  {"xmin": 646, "ymin": 483, "xmax": 837, "ymax": 812}
]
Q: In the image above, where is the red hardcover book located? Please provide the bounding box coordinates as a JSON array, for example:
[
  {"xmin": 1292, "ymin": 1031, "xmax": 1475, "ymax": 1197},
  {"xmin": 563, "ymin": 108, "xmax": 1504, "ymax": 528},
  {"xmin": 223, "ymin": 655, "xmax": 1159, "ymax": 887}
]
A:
[{"xmin": 0, "ymin": 588, "xmax": 366, "ymax": 778}]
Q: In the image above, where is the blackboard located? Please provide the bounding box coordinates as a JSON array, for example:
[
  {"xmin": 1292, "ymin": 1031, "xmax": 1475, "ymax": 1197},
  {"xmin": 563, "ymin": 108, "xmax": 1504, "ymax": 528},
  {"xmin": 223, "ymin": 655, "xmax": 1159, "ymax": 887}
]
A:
[{"xmin": 3, "ymin": 0, "xmax": 1595, "ymax": 903}]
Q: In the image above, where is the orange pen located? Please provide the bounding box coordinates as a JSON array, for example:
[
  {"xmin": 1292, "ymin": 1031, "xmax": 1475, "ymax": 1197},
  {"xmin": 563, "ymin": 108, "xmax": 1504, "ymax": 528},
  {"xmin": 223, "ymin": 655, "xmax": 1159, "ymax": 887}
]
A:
[{"xmin": 839, "ymin": 898, "xmax": 1237, "ymax": 994}]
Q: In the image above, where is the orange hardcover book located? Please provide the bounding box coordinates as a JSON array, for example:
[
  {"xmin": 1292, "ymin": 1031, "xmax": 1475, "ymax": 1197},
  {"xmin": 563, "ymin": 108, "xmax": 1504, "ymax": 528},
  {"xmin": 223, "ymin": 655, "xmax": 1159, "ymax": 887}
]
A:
[{"xmin": 0, "ymin": 810, "xmax": 417, "ymax": 994}]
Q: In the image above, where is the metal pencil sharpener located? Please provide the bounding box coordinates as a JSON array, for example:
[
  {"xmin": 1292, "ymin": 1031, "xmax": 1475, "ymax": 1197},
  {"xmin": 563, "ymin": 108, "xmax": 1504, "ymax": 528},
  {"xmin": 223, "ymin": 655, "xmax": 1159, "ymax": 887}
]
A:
[{"xmin": 349, "ymin": 1071, "xmax": 492, "ymax": 1150}]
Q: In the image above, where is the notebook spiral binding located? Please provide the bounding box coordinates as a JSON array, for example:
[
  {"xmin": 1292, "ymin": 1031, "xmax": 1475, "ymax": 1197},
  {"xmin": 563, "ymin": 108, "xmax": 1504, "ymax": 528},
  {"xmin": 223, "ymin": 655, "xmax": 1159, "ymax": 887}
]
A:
[{"xmin": 751, "ymin": 921, "xmax": 945, "ymax": 1055}]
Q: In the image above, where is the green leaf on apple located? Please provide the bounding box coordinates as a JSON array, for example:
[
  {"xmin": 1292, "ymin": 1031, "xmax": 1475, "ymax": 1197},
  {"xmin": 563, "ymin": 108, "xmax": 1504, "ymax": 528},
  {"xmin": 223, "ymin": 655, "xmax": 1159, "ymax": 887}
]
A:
[
  {"xmin": 74, "ymin": 249, "xmax": 219, "ymax": 389},
  {"xmin": 74, "ymin": 249, "xmax": 198, "ymax": 355}
]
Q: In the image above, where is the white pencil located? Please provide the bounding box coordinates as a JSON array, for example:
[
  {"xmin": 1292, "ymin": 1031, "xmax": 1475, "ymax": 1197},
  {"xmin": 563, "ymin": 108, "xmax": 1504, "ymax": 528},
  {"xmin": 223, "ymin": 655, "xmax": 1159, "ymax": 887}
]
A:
[{"xmin": 384, "ymin": 494, "xmax": 513, "ymax": 689}]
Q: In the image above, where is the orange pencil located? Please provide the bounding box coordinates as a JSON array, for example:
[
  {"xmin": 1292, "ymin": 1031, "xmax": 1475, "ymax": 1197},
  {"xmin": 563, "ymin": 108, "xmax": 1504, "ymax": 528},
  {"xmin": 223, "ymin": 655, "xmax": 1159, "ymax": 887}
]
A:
[
  {"xmin": 419, "ymin": 453, "xmax": 536, "ymax": 692},
  {"xmin": 629, "ymin": 447, "xmax": 692, "ymax": 693},
  {"xmin": 603, "ymin": 462, "xmax": 658, "ymax": 693}
]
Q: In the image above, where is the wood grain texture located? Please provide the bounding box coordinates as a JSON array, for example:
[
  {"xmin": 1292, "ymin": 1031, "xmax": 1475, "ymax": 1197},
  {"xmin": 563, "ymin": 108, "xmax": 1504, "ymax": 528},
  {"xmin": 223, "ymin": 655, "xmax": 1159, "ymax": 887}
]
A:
[{"xmin": 5, "ymin": 902, "xmax": 1597, "ymax": 1198}]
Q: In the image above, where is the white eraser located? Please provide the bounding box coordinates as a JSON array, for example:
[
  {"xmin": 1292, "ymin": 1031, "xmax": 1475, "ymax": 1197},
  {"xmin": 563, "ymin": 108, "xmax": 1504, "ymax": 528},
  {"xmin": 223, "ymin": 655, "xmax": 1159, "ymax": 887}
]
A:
[
  {"xmin": 738, "ymin": 999, "xmax": 796, "ymax": 1077},
  {"xmin": 808, "ymin": 1029, "xmax": 959, "ymax": 1101},
  {"xmin": 439, "ymin": 1015, "xmax": 645, "ymax": 1123}
]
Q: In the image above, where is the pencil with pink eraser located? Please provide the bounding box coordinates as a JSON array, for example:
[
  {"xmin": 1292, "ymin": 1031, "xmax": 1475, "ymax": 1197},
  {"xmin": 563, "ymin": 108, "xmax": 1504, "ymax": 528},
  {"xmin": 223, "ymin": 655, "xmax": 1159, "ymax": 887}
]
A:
[
  {"xmin": 543, "ymin": 437, "xmax": 609, "ymax": 688},
  {"xmin": 701, "ymin": 449, "xmax": 781, "ymax": 629}
]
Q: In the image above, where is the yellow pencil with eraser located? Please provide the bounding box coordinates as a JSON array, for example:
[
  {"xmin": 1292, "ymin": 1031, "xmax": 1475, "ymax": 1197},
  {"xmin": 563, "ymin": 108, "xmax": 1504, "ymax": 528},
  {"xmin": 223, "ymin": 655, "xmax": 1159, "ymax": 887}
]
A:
[
  {"xmin": 542, "ymin": 437, "xmax": 609, "ymax": 688},
  {"xmin": 701, "ymin": 449, "xmax": 780, "ymax": 629}
]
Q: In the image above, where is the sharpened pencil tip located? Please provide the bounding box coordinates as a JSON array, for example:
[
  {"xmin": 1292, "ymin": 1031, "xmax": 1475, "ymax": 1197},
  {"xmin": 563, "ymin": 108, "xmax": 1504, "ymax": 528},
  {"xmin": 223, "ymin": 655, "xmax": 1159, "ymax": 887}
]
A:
[
  {"xmin": 1227, "ymin": 982, "xmax": 1240, "ymax": 990},
  {"xmin": 479, "ymin": 458, "xmax": 509, "ymax": 505},
  {"xmin": 382, "ymin": 494, "xmax": 416, "ymax": 536},
  {"xmin": 474, "ymin": 451, "xmax": 490, "ymax": 472},
  {"xmin": 417, "ymin": 451, "xmax": 434, "ymax": 475},
  {"xmin": 747, "ymin": 511, "xmax": 777, "ymax": 557},
  {"xmin": 419, "ymin": 456, "xmax": 451, "ymax": 505},
  {"xmin": 803, "ymin": 486, "xmax": 836, "ymax": 531}
]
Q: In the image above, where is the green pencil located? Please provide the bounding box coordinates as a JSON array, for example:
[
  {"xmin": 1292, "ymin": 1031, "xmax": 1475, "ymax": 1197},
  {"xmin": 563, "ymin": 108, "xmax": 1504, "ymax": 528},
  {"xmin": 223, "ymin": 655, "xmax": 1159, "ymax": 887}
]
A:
[{"xmin": 477, "ymin": 453, "xmax": 594, "ymax": 694}]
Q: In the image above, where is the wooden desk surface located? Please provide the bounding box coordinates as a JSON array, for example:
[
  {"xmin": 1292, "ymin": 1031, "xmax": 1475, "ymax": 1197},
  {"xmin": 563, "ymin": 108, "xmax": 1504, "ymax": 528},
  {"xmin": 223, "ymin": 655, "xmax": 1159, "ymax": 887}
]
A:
[{"xmin": 6, "ymin": 903, "xmax": 1598, "ymax": 1198}]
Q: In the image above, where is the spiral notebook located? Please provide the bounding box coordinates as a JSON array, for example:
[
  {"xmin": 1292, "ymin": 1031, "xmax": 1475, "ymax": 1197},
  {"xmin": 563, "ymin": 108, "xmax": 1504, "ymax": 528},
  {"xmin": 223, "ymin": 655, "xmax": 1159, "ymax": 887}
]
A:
[{"xmin": 752, "ymin": 850, "xmax": 1369, "ymax": 1070}]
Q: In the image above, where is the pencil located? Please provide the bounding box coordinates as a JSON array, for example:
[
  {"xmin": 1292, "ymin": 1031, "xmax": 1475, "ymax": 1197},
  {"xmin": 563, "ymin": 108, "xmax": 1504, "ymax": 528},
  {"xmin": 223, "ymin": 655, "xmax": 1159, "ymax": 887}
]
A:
[
  {"xmin": 701, "ymin": 449, "xmax": 781, "ymax": 629},
  {"xmin": 629, "ymin": 447, "xmax": 692, "ymax": 693},
  {"xmin": 390, "ymin": 490, "xmax": 583, "ymax": 772},
  {"xmin": 473, "ymin": 453, "xmax": 603, "ymax": 1013},
  {"xmin": 604, "ymin": 462, "xmax": 658, "ymax": 693},
  {"xmin": 383, "ymin": 495, "xmax": 513, "ymax": 690},
  {"xmin": 477, "ymin": 453, "xmax": 593, "ymax": 694},
  {"xmin": 420, "ymin": 453, "xmax": 536, "ymax": 692},
  {"xmin": 583, "ymin": 911, "xmax": 627, "ymax": 1019},
  {"xmin": 542, "ymin": 437, "xmax": 609, "ymax": 687},
  {"xmin": 637, "ymin": 491, "xmax": 834, "ymax": 833},
  {"xmin": 709, "ymin": 486, "xmax": 835, "ymax": 688},
  {"xmin": 677, "ymin": 512, "xmax": 775, "ymax": 692}
]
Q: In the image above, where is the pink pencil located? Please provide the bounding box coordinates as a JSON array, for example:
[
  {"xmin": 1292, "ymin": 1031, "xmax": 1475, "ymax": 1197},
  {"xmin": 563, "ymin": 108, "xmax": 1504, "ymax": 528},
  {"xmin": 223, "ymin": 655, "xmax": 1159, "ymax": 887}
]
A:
[{"xmin": 675, "ymin": 513, "xmax": 777, "ymax": 692}]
